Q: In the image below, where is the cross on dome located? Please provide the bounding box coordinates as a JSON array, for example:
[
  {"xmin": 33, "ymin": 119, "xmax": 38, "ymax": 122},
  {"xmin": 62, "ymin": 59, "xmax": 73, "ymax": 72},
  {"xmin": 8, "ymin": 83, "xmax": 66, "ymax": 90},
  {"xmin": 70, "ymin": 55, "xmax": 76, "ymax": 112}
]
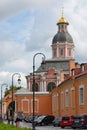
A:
[{"xmin": 57, "ymin": 7, "xmax": 69, "ymax": 25}]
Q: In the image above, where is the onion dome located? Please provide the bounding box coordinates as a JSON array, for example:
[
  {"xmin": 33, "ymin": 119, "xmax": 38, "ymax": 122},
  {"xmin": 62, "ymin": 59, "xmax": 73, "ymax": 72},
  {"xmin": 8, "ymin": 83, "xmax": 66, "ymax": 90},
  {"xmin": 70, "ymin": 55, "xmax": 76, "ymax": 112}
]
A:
[
  {"xmin": 57, "ymin": 16, "xmax": 69, "ymax": 25},
  {"xmin": 52, "ymin": 8, "xmax": 73, "ymax": 44},
  {"xmin": 52, "ymin": 32, "xmax": 73, "ymax": 43}
]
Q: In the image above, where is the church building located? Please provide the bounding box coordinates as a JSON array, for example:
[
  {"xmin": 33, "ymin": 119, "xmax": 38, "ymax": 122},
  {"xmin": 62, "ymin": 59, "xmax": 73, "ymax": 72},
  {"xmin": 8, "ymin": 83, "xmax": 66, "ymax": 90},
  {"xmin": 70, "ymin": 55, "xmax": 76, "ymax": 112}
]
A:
[
  {"xmin": 14, "ymin": 10, "xmax": 77, "ymax": 116},
  {"xmin": 26, "ymin": 10, "xmax": 75, "ymax": 93},
  {"xmin": 3, "ymin": 10, "xmax": 87, "ymax": 118}
]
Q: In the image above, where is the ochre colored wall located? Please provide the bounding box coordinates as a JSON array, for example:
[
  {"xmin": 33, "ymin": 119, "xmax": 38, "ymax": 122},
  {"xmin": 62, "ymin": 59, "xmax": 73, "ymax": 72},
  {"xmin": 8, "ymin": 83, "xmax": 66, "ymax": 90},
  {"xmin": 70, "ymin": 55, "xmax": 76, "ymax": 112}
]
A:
[
  {"xmin": 15, "ymin": 93, "xmax": 52, "ymax": 116},
  {"xmin": 52, "ymin": 74, "xmax": 87, "ymax": 117},
  {"xmin": 4, "ymin": 66, "xmax": 87, "ymax": 118}
]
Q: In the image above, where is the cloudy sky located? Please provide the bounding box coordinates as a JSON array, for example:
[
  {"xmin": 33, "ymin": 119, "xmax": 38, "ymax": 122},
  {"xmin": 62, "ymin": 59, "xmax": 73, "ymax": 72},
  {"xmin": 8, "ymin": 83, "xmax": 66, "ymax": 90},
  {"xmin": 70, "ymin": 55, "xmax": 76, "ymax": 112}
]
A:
[{"xmin": 0, "ymin": 0, "xmax": 87, "ymax": 92}]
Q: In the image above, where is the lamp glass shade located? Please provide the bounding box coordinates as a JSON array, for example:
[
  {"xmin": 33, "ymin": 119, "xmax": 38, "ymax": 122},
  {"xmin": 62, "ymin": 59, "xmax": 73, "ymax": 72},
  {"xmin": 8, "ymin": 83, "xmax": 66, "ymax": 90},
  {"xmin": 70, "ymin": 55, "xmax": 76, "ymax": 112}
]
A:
[{"xmin": 18, "ymin": 78, "xmax": 21, "ymax": 84}]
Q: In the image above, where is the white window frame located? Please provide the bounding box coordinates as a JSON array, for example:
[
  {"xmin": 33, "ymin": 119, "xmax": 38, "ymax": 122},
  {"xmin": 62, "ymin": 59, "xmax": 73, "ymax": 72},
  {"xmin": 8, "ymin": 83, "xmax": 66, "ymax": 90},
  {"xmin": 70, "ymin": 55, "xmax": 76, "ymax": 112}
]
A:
[
  {"xmin": 65, "ymin": 89, "xmax": 69, "ymax": 107},
  {"xmin": 79, "ymin": 84, "xmax": 84, "ymax": 105},
  {"xmin": 31, "ymin": 98, "xmax": 39, "ymax": 113},
  {"xmin": 61, "ymin": 91, "xmax": 64, "ymax": 109},
  {"xmin": 71, "ymin": 86, "xmax": 75, "ymax": 107},
  {"xmin": 21, "ymin": 98, "xmax": 29, "ymax": 113},
  {"xmin": 52, "ymin": 93, "xmax": 58, "ymax": 113}
]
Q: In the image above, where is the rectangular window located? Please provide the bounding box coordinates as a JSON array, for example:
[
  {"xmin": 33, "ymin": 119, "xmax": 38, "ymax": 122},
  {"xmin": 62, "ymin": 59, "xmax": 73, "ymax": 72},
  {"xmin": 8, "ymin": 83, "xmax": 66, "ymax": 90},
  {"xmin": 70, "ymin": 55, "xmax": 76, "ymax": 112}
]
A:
[
  {"xmin": 53, "ymin": 48, "xmax": 57, "ymax": 57},
  {"xmin": 65, "ymin": 91, "xmax": 69, "ymax": 107},
  {"xmin": 61, "ymin": 92, "xmax": 64, "ymax": 109},
  {"xmin": 31, "ymin": 98, "xmax": 39, "ymax": 113},
  {"xmin": 68, "ymin": 48, "xmax": 71, "ymax": 56},
  {"xmin": 52, "ymin": 94, "xmax": 58, "ymax": 112},
  {"xmin": 71, "ymin": 87, "xmax": 75, "ymax": 107},
  {"xmin": 79, "ymin": 87, "xmax": 84, "ymax": 105},
  {"xmin": 60, "ymin": 49, "xmax": 64, "ymax": 56},
  {"xmin": 22, "ymin": 99, "xmax": 29, "ymax": 113}
]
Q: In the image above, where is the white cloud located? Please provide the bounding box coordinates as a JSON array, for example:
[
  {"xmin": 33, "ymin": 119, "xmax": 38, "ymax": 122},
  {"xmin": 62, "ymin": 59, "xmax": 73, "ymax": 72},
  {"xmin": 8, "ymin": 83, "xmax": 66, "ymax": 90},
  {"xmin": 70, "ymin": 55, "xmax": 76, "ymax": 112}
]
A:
[
  {"xmin": 0, "ymin": 71, "xmax": 26, "ymax": 91},
  {"xmin": 0, "ymin": 0, "xmax": 87, "ymax": 89},
  {"xmin": 0, "ymin": 41, "xmax": 24, "ymax": 66}
]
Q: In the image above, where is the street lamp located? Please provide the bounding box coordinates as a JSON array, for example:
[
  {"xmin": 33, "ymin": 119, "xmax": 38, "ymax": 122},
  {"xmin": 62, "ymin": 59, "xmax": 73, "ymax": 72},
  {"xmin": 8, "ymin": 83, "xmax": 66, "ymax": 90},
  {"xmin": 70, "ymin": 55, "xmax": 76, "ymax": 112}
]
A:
[
  {"xmin": 11, "ymin": 73, "xmax": 21, "ymax": 125},
  {"xmin": 1, "ymin": 83, "xmax": 8, "ymax": 122},
  {"xmin": 32, "ymin": 52, "xmax": 45, "ymax": 130}
]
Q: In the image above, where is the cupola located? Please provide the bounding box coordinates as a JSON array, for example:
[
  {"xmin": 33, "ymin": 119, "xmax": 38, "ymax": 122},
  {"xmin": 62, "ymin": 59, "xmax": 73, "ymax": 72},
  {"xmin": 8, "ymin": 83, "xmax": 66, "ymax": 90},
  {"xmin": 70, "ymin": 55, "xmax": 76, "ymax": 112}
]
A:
[
  {"xmin": 51, "ymin": 8, "xmax": 74, "ymax": 59},
  {"xmin": 57, "ymin": 8, "xmax": 69, "ymax": 25}
]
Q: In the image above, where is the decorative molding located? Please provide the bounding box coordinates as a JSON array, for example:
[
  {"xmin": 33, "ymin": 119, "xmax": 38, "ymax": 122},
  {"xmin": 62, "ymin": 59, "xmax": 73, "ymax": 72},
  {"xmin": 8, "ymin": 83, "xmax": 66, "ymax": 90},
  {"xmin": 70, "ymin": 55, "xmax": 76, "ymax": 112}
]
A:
[{"xmin": 21, "ymin": 98, "xmax": 29, "ymax": 113}]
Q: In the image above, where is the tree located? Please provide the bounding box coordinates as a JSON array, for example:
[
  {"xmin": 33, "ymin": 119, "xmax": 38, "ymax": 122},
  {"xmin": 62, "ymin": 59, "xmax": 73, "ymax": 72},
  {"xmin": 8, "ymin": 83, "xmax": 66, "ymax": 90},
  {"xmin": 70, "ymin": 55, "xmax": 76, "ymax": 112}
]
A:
[{"xmin": 4, "ymin": 85, "xmax": 22, "ymax": 97}]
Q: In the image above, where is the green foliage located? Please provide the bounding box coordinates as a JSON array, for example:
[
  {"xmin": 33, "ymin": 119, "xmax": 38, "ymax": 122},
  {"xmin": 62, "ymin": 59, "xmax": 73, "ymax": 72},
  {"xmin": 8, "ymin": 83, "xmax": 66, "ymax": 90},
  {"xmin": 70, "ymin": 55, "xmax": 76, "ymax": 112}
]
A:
[
  {"xmin": 10, "ymin": 85, "xmax": 22, "ymax": 91},
  {"xmin": 4, "ymin": 89, "xmax": 10, "ymax": 97},
  {"xmin": 4, "ymin": 86, "xmax": 22, "ymax": 97},
  {"xmin": 0, "ymin": 123, "xmax": 32, "ymax": 130}
]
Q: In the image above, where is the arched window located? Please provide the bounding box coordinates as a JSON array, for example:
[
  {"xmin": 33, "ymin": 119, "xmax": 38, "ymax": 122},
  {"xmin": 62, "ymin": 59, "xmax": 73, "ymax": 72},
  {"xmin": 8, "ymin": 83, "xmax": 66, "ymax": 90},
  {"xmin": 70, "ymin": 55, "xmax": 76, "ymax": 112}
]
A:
[
  {"xmin": 47, "ymin": 82, "xmax": 56, "ymax": 92},
  {"xmin": 8, "ymin": 101, "xmax": 15, "ymax": 117},
  {"xmin": 32, "ymin": 83, "xmax": 38, "ymax": 91}
]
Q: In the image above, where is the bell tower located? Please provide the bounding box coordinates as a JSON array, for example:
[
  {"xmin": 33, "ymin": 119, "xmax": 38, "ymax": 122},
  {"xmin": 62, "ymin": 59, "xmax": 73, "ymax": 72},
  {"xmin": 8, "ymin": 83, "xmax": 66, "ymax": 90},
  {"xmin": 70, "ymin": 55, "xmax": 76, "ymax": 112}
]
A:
[{"xmin": 52, "ymin": 8, "xmax": 74, "ymax": 59}]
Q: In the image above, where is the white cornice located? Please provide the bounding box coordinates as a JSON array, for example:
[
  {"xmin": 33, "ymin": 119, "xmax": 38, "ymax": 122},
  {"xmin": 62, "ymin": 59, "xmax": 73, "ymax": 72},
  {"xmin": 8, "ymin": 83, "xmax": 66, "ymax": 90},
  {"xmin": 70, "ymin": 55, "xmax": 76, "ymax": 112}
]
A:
[{"xmin": 15, "ymin": 91, "xmax": 49, "ymax": 95}]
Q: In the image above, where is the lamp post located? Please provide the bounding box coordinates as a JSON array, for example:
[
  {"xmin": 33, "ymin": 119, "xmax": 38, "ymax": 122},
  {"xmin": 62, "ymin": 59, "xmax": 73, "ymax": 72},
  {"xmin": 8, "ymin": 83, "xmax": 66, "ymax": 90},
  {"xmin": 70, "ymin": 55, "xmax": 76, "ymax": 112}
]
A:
[
  {"xmin": 1, "ymin": 83, "xmax": 8, "ymax": 122},
  {"xmin": 32, "ymin": 52, "xmax": 45, "ymax": 130},
  {"xmin": 11, "ymin": 73, "xmax": 21, "ymax": 125}
]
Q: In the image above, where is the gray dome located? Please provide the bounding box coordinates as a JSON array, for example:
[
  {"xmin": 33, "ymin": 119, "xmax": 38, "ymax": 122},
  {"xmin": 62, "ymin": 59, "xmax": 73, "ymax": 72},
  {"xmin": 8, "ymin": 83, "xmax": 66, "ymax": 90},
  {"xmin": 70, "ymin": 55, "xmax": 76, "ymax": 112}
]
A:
[{"xmin": 52, "ymin": 32, "xmax": 73, "ymax": 44}]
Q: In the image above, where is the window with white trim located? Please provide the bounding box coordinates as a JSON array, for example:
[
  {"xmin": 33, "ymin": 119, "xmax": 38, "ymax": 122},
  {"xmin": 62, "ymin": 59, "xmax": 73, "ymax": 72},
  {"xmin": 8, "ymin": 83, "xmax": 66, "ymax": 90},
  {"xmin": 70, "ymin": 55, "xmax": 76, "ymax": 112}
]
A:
[
  {"xmin": 61, "ymin": 91, "xmax": 64, "ymax": 109},
  {"xmin": 31, "ymin": 98, "xmax": 39, "ymax": 113},
  {"xmin": 52, "ymin": 93, "xmax": 58, "ymax": 112},
  {"xmin": 71, "ymin": 86, "xmax": 75, "ymax": 107},
  {"xmin": 65, "ymin": 90, "xmax": 69, "ymax": 107},
  {"xmin": 79, "ymin": 85, "xmax": 84, "ymax": 105}
]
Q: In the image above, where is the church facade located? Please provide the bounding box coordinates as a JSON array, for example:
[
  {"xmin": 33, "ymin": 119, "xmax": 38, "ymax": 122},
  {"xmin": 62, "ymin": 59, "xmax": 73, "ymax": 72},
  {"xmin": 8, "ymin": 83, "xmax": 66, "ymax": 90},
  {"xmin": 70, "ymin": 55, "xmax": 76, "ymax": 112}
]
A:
[
  {"xmin": 26, "ymin": 10, "xmax": 75, "ymax": 94},
  {"xmin": 13, "ymin": 11, "xmax": 77, "ymax": 116}
]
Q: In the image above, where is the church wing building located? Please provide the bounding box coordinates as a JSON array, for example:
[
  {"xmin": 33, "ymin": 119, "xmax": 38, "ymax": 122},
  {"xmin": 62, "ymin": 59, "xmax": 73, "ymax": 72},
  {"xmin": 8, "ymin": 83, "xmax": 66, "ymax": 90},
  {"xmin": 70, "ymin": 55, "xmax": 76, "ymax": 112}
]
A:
[{"xmin": 52, "ymin": 63, "xmax": 87, "ymax": 117}]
